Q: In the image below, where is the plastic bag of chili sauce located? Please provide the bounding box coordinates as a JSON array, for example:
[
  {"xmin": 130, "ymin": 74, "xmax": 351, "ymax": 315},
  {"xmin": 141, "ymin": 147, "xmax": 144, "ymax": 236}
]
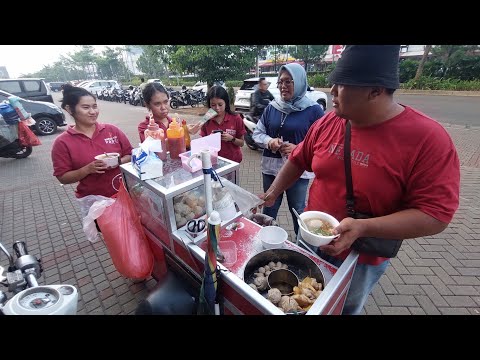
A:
[{"xmin": 96, "ymin": 181, "xmax": 156, "ymax": 280}]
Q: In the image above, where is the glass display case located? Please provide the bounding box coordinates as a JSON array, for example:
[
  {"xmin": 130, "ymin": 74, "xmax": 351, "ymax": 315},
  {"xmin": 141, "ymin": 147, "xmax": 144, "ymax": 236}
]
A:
[{"xmin": 120, "ymin": 156, "xmax": 239, "ymax": 250}]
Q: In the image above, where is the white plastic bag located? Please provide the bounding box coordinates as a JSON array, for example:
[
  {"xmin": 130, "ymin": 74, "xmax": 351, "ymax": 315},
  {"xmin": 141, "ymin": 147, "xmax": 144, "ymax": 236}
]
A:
[
  {"xmin": 77, "ymin": 195, "xmax": 115, "ymax": 242},
  {"xmin": 219, "ymin": 177, "xmax": 263, "ymax": 217}
]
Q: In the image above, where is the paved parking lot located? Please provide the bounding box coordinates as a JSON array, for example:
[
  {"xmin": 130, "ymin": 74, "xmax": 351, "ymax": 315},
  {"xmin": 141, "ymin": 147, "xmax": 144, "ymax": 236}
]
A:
[{"xmin": 1, "ymin": 94, "xmax": 479, "ymax": 315}]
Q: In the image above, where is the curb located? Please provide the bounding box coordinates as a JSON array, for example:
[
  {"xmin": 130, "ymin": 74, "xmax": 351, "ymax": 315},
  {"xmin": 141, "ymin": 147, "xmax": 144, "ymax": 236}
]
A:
[{"xmin": 315, "ymin": 88, "xmax": 480, "ymax": 97}]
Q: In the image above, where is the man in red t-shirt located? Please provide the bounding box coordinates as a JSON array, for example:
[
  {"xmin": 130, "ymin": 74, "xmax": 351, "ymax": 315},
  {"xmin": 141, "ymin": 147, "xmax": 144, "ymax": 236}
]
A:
[{"xmin": 261, "ymin": 45, "xmax": 460, "ymax": 315}]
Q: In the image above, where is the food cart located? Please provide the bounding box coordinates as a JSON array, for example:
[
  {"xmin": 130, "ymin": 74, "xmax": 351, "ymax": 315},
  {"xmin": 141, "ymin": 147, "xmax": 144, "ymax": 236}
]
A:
[{"xmin": 120, "ymin": 155, "xmax": 359, "ymax": 315}]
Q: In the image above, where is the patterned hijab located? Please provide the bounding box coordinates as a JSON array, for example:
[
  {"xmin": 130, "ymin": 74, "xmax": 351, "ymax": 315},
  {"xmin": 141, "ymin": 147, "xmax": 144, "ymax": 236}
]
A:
[{"xmin": 270, "ymin": 63, "xmax": 317, "ymax": 115}]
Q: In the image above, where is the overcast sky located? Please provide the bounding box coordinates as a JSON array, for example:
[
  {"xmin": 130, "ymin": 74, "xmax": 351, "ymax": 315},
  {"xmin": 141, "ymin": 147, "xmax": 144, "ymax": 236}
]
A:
[{"xmin": 0, "ymin": 45, "xmax": 121, "ymax": 78}]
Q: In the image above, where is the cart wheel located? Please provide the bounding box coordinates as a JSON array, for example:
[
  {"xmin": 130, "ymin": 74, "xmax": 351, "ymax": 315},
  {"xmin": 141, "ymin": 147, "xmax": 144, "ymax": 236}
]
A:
[{"xmin": 135, "ymin": 271, "xmax": 196, "ymax": 315}]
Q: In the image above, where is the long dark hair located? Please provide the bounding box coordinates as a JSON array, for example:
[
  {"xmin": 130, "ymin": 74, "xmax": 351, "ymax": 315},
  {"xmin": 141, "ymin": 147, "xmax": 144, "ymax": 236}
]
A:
[
  {"xmin": 143, "ymin": 82, "xmax": 169, "ymax": 105},
  {"xmin": 206, "ymin": 85, "xmax": 235, "ymax": 115},
  {"xmin": 60, "ymin": 84, "xmax": 95, "ymax": 114}
]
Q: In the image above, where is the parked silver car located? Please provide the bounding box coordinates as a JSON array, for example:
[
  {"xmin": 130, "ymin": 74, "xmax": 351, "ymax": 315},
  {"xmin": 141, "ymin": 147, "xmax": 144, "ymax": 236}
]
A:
[{"xmin": 234, "ymin": 76, "xmax": 328, "ymax": 115}]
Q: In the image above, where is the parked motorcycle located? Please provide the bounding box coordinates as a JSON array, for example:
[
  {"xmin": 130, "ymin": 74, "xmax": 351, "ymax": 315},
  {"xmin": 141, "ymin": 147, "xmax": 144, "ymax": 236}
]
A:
[
  {"xmin": 242, "ymin": 113, "xmax": 261, "ymax": 151},
  {"xmin": 170, "ymin": 89, "xmax": 194, "ymax": 109},
  {"xmin": 0, "ymin": 120, "xmax": 32, "ymax": 159},
  {"xmin": 0, "ymin": 139, "xmax": 32, "ymax": 159},
  {"xmin": 0, "ymin": 241, "xmax": 78, "ymax": 315}
]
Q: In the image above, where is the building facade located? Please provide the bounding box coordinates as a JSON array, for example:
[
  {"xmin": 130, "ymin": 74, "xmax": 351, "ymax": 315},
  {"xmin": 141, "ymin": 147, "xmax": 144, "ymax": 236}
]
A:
[{"xmin": 0, "ymin": 66, "xmax": 9, "ymax": 79}]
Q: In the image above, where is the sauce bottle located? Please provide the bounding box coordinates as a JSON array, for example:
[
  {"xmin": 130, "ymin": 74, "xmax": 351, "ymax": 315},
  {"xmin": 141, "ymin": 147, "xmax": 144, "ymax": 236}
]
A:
[
  {"xmin": 144, "ymin": 113, "xmax": 167, "ymax": 161},
  {"xmin": 166, "ymin": 117, "xmax": 186, "ymax": 159},
  {"xmin": 182, "ymin": 119, "xmax": 191, "ymax": 151}
]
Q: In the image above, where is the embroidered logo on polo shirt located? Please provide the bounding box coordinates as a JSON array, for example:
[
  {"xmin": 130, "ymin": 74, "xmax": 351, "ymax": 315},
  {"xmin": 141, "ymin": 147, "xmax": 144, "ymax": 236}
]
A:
[
  {"xmin": 104, "ymin": 134, "xmax": 119, "ymax": 145},
  {"xmin": 225, "ymin": 129, "xmax": 236, "ymax": 137}
]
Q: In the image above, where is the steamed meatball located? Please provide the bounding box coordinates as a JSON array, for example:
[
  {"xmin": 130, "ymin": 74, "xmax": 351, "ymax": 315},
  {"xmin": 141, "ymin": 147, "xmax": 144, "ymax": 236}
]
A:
[{"xmin": 267, "ymin": 288, "xmax": 282, "ymax": 304}]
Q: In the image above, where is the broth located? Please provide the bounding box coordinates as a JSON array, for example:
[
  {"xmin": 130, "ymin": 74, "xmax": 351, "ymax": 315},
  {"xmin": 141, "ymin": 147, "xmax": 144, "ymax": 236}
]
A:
[{"xmin": 305, "ymin": 218, "xmax": 334, "ymax": 236}]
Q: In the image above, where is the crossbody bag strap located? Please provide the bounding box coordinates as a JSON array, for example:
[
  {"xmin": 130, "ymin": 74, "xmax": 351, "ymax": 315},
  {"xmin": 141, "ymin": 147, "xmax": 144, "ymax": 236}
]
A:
[{"xmin": 344, "ymin": 121, "xmax": 355, "ymax": 217}]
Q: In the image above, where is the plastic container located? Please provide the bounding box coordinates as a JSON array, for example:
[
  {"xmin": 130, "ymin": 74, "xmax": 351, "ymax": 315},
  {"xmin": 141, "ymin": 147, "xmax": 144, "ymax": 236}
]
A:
[
  {"xmin": 217, "ymin": 241, "xmax": 237, "ymax": 266},
  {"xmin": 166, "ymin": 117, "xmax": 186, "ymax": 159},
  {"xmin": 144, "ymin": 115, "xmax": 167, "ymax": 161},
  {"xmin": 179, "ymin": 132, "xmax": 221, "ymax": 172},
  {"xmin": 182, "ymin": 119, "xmax": 191, "ymax": 151},
  {"xmin": 0, "ymin": 103, "xmax": 20, "ymax": 125}
]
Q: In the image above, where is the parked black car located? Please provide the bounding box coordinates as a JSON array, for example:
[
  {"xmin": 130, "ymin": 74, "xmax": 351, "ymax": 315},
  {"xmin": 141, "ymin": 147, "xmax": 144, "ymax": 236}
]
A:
[{"xmin": 0, "ymin": 89, "xmax": 67, "ymax": 135}]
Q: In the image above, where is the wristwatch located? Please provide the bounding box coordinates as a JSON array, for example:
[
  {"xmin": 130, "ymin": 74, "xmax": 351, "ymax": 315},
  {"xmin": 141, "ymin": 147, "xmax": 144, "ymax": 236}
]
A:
[
  {"xmin": 230, "ymin": 137, "xmax": 236, "ymax": 143},
  {"xmin": 118, "ymin": 156, "xmax": 122, "ymax": 166}
]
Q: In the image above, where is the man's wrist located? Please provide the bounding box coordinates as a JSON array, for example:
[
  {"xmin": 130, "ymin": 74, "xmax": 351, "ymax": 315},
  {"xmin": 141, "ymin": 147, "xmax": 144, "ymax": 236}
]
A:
[{"xmin": 230, "ymin": 137, "xmax": 236, "ymax": 143}]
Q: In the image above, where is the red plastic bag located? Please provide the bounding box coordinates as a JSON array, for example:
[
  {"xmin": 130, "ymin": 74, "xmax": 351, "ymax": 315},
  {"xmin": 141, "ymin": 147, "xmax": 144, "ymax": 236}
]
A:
[
  {"xmin": 18, "ymin": 121, "xmax": 41, "ymax": 146},
  {"xmin": 96, "ymin": 181, "xmax": 154, "ymax": 279}
]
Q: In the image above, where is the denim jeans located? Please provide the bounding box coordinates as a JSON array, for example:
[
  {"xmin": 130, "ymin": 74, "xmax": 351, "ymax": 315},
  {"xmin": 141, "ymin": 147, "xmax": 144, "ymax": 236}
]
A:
[
  {"xmin": 297, "ymin": 233, "xmax": 390, "ymax": 315},
  {"xmin": 262, "ymin": 174, "xmax": 309, "ymax": 235}
]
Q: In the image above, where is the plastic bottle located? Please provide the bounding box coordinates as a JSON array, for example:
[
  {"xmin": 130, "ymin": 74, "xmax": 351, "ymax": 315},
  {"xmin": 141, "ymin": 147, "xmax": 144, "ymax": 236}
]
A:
[
  {"xmin": 8, "ymin": 96, "xmax": 30, "ymax": 120},
  {"xmin": 166, "ymin": 117, "xmax": 186, "ymax": 159},
  {"xmin": 144, "ymin": 114, "xmax": 167, "ymax": 161},
  {"xmin": 182, "ymin": 119, "xmax": 191, "ymax": 151}
]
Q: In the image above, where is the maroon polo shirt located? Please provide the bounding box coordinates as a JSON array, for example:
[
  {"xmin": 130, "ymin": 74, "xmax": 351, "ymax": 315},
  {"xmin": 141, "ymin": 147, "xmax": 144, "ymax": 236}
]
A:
[
  {"xmin": 138, "ymin": 116, "xmax": 172, "ymax": 143},
  {"xmin": 52, "ymin": 123, "xmax": 133, "ymax": 198},
  {"xmin": 200, "ymin": 113, "xmax": 246, "ymax": 163}
]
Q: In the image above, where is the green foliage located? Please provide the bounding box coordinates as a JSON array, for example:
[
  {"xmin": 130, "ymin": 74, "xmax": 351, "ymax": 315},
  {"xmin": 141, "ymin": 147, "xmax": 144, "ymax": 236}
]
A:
[
  {"xmin": 402, "ymin": 76, "xmax": 480, "ymax": 90},
  {"xmin": 307, "ymin": 73, "xmax": 329, "ymax": 87},
  {"xmin": 167, "ymin": 45, "xmax": 256, "ymax": 86},
  {"xmin": 136, "ymin": 45, "xmax": 170, "ymax": 78},
  {"xmin": 290, "ymin": 45, "xmax": 329, "ymax": 70},
  {"xmin": 399, "ymin": 59, "xmax": 418, "ymax": 83},
  {"xmin": 225, "ymin": 80, "xmax": 243, "ymax": 88}
]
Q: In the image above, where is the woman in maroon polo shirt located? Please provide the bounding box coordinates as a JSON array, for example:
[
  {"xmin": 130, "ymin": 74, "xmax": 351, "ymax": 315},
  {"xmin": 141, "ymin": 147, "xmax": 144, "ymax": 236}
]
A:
[
  {"xmin": 199, "ymin": 86, "xmax": 246, "ymax": 163},
  {"xmin": 51, "ymin": 84, "xmax": 133, "ymax": 217},
  {"xmin": 138, "ymin": 82, "xmax": 201, "ymax": 143}
]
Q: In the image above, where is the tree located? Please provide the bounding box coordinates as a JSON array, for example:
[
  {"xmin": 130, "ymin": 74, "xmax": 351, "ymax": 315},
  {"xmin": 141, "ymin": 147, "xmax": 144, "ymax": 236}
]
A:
[
  {"xmin": 168, "ymin": 45, "xmax": 256, "ymax": 88},
  {"xmin": 414, "ymin": 45, "xmax": 432, "ymax": 81},
  {"xmin": 290, "ymin": 45, "xmax": 329, "ymax": 71},
  {"xmin": 253, "ymin": 45, "xmax": 267, "ymax": 77},
  {"xmin": 69, "ymin": 45, "xmax": 97, "ymax": 78},
  {"xmin": 267, "ymin": 45, "xmax": 286, "ymax": 72},
  {"xmin": 95, "ymin": 46, "xmax": 129, "ymax": 80},
  {"xmin": 431, "ymin": 45, "xmax": 476, "ymax": 78},
  {"xmin": 136, "ymin": 45, "xmax": 171, "ymax": 78}
]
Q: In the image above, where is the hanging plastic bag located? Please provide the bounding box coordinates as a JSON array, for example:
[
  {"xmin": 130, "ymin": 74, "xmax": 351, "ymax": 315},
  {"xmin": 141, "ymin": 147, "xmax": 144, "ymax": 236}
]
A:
[
  {"xmin": 78, "ymin": 195, "xmax": 115, "ymax": 242},
  {"xmin": 219, "ymin": 177, "xmax": 263, "ymax": 217},
  {"xmin": 96, "ymin": 181, "xmax": 154, "ymax": 280},
  {"xmin": 18, "ymin": 121, "xmax": 41, "ymax": 146}
]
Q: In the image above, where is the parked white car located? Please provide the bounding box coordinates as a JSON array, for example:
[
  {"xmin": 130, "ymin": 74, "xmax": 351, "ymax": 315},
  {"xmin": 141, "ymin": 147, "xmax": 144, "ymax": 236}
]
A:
[
  {"xmin": 190, "ymin": 81, "xmax": 226, "ymax": 93},
  {"xmin": 79, "ymin": 80, "xmax": 121, "ymax": 95},
  {"xmin": 234, "ymin": 76, "xmax": 328, "ymax": 115}
]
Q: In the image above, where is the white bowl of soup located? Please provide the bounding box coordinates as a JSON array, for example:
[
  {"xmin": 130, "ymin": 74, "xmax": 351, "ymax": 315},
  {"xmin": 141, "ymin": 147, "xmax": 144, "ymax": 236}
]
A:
[
  {"xmin": 298, "ymin": 211, "xmax": 340, "ymax": 247},
  {"xmin": 94, "ymin": 152, "xmax": 120, "ymax": 168}
]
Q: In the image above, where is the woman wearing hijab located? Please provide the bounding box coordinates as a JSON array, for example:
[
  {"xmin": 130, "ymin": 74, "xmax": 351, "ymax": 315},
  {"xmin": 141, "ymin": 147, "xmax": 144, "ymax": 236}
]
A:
[{"xmin": 252, "ymin": 63, "xmax": 325, "ymax": 235}]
